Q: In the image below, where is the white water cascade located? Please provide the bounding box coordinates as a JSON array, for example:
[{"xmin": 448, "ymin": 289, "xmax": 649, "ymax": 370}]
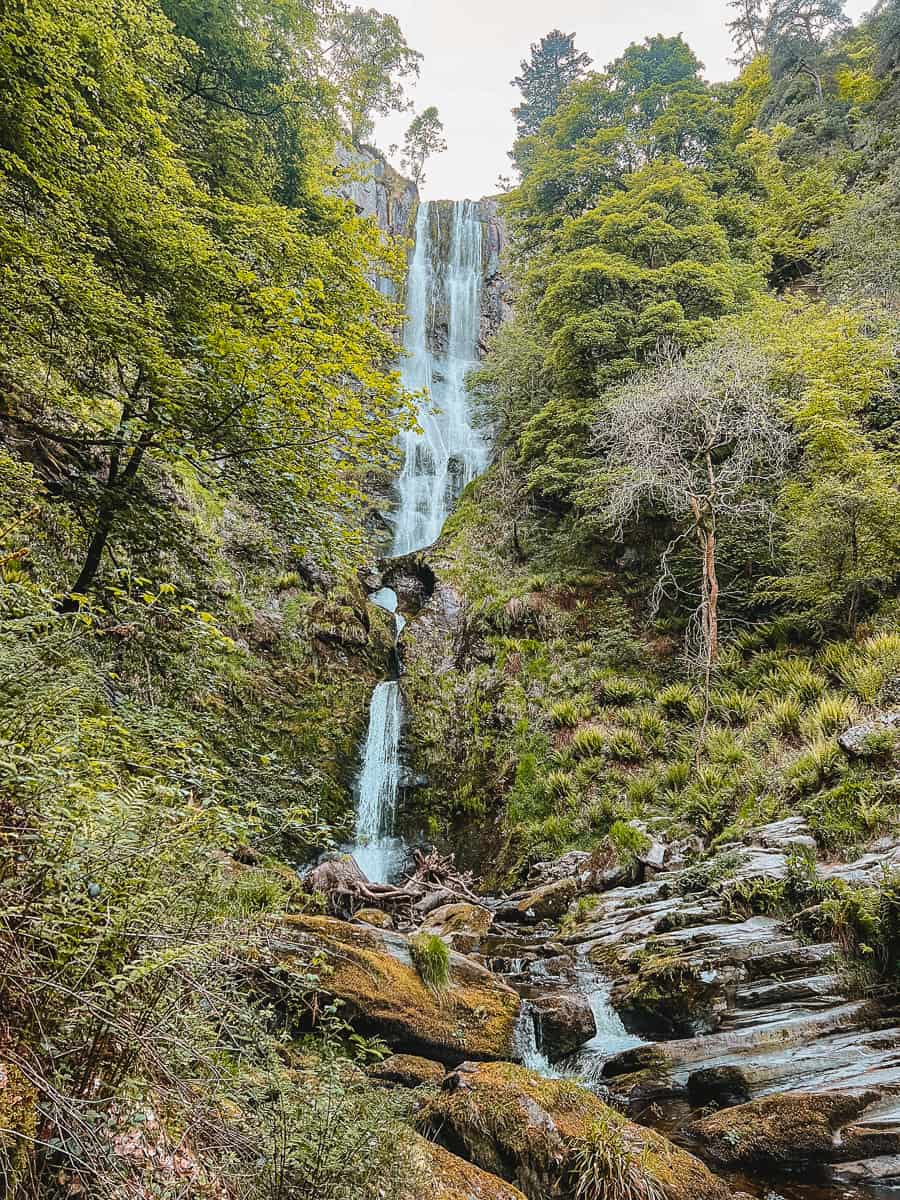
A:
[
  {"xmin": 349, "ymin": 200, "xmax": 488, "ymax": 882},
  {"xmin": 393, "ymin": 201, "xmax": 488, "ymax": 555}
]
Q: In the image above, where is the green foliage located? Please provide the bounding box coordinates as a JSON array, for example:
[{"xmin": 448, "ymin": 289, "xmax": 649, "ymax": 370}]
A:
[
  {"xmin": 410, "ymin": 933, "xmax": 451, "ymax": 994},
  {"xmin": 511, "ymin": 29, "xmax": 592, "ymax": 145},
  {"xmin": 569, "ymin": 1110, "xmax": 665, "ymax": 1200},
  {"xmin": 402, "ymin": 105, "xmax": 447, "ymax": 185}
]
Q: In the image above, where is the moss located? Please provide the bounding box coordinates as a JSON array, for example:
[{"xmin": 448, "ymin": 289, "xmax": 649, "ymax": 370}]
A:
[
  {"xmin": 279, "ymin": 917, "xmax": 520, "ymax": 1064},
  {"xmin": 0, "ymin": 1059, "xmax": 36, "ymax": 1195}
]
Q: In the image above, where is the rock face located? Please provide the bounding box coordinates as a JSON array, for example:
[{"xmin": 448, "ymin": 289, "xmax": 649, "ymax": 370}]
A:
[
  {"xmin": 477, "ymin": 196, "xmax": 510, "ymax": 351},
  {"xmin": 334, "ymin": 142, "xmax": 418, "ymax": 240},
  {"xmin": 274, "ymin": 916, "xmax": 521, "ymax": 1065},
  {"xmin": 422, "ymin": 1061, "xmax": 732, "ymax": 1200},
  {"xmin": 407, "ymin": 1135, "xmax": 528, "ymax": 1200}
]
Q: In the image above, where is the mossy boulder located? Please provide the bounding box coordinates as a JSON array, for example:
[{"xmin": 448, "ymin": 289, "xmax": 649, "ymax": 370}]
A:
[
  {"xmin": 275, "ymin": 915, "xmax": 521, "ymax": 1065},
  {"xmin": 407, "ymin": 1135, "xmax": 528, "ymax": 1200},
  {"xmin": 0, "ymin": 1058, "xmax": 36, "ymax": 1195},
  {"xmin": 420, "ymin": 902, "xmax": 494, "ymax": 938},
  {"xmin": 354, "ymin": 907, "xmax": 395, "ymax": 929},
  {"xmin": 508, "ymin": 878, "xmax": 580, "ymax": 923},
  {"xmin": 421, "ymin": 1060, "xmax": 731, "ymax": 1200},
  {"xmin": 370, "ymin": 1054, "xmax": 446, "ymax": 1089},
  {"xmin": 688, "ymin": 1091, "xmax": 879, "ymax": 1167}
]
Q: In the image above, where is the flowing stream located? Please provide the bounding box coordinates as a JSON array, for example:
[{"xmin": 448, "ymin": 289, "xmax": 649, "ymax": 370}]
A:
[{"xmin": 349, "ymin": 200, "xmax": 487, "ymax": 882}]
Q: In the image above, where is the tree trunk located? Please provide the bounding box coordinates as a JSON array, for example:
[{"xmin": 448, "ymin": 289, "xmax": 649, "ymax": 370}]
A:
[{"xmin": 703, "ymin": 521, "xmax": 720, "ymax": 667}]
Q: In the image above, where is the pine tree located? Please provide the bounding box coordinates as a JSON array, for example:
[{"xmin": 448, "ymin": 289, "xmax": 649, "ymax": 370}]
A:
[
  {"xmin": 511, "ymin": 29, "xmax": 592, "ymax": 139},
  {"xmin": 765, "ymin": 0, "xmax": 850, "ymax": 99},
  {"xmin": 728, "ymin": 0, "xmax": 768, "ymax": 64}
]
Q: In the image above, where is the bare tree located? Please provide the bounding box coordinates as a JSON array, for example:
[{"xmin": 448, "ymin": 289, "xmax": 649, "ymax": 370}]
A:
[{"xmin": 591, "ymin": 338, "xmax": 792, "ymax": 680}]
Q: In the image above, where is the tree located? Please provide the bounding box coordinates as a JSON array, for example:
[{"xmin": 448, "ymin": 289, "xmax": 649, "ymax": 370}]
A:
[
  {"xmin": 512, "ymin": 29, "xmax": 592, "ymax": 140},
  {"xmin": 728, "ymin": 0, "xmax": 769, "ymax": 64},
  {"xmin": 765, "ymin": 0, "xmax": 850, "ymax": 101},
  {"xmin": 0, "ymin": 0, "xmax": 412, "ymax": 606},
  {"xmin": 588, "ymin": 339, "xmax": 791, "ymax": 673},
  {"xmin": 401, "ymin": 106, "xmax": 447, "ymax": 185},
  {"xmin": 324, "ymin": 6, "xmax": 422, "ymax": 143}
]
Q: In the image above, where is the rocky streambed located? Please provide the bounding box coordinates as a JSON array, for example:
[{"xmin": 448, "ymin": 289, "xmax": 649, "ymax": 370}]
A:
[{"xmin": 295, "ymin": 814, "xmax": 900, "ymax": 1200}]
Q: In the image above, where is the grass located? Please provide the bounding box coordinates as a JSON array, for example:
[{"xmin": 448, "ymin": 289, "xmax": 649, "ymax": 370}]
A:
[
  {"xmin": 569, "ymin": 1111, "xmax": 665, "ymax": 1200},
  {"xmin": 409, "ymin": 933, "xmax": 451, "ymax": 995}
]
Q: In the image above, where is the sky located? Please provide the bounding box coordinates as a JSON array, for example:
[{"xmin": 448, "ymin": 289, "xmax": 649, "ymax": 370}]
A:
[{"xmin": 372, "ymin": 0, "xmax": 872, "ymax": 199}]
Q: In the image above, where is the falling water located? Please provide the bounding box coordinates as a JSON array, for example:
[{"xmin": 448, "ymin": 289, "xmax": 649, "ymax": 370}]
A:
[
  {"xmin": 349, "ymin": 201, "xmax": 487, "ymax": 881},
  {"xmin": 393, "ymin": 201, "xmax": 488, "ymax": 556},
  {"xmin": 352, "ymin": 679, "xmax": 405, "ymax": 884}
]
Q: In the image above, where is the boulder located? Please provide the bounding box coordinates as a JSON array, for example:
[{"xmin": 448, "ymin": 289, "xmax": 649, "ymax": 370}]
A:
[
  {"xmin": 744, "ymin": 816, "xmax": 817, "ymax": 852},
  {"xmin": 422, "ymin": 1060, "xmax": 732, "ymax": 1200},
  {"xmin": 688, "ymin": 1091, "xmax": 878, "ymax": 1167},
  {"xmin": 407, "ymin": 1135, "xmax": 527, "ymax": 1200},
  {"xmin": 528, "ymin": 991, "xmax": 596, "ymax": 1061},
  {"xmin": 504, "ymin": 878, "xmax": 579, "ymax": 923},
  {"xmin": 686, "ymin": 1066, "xmax": 751, "ymax": 1111},
  {"xmin": 527, "ymin": 851, "xmax": 593, "ymax": 888},
  {"xmin": 355, "ymin": 907, "xmax": 394, "ymax": 929},
  {"xmin": 271, "ymin": 916, "xmax": 521, "ymax": 1065},
  {"xmin": 838, "ymin": 710, "xmax": 900, "ymax": 756},
  {"xmin": 420, "ymin": 902, "xmax": 494, "ymax": 953},
  {"xmin": 370, "ymin": 1054, "xmax": 446, "ymax": 1089}
]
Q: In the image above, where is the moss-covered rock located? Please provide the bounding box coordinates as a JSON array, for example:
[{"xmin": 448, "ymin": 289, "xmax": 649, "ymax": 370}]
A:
[
  {"xmin": 275, "ymin": 916, "xmax": 521, "ymax": 1065},
  {"xmin": 688, "ymin": 1090, "xmax": 881, "ymax": 1167},
  {"xmin": 369, "ymin": 1054, "xmax": 447, "ymax": 1089},
  {"xmin": 407, "ymin": 1135, "xmax": 528, "ymax": 1200},
  {"xmin": 508, "ymin": 878, "xmax": 580, "ymax": 923},
  {"xmin": 0, "ymin": 1058, "xmax": 36, "ymax": 1195},
  {"xmin": 422, "ymin": 1060, "xmax": 731, "ymax": 1200}
]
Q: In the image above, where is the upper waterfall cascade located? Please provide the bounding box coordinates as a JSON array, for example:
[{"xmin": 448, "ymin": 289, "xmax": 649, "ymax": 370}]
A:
[
  {"xmin": 350, "ymin": 200, "xmax": 490, "ymax": 882},
  {"xmin": 393, "ymin": 200, "xmax": 489, "ymax": 556}
]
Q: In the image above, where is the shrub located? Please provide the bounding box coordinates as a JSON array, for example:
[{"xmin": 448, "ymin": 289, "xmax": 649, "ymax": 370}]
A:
[
  {"xmin": 766, "ymin": 697, "xmax": 803, "ymax": 737},
  {"xmin": 626, "ymin": 771, "xmax": 660, "ymax": 807},
  {"xmin": 549, "ymin": 698, "xmax": 589, "ymax": 728},
  {"xmin": 545, "ymin": 769, "xmax": 575, "ymax": 800},
  {"xmin": 624, "ymin": 706, "xmax": 667, "ymax": 750},
  {"xmin": 608, "ymin": 820, "xmax": 651, "ymax": 864},
  {"xmin": 655, "ymin": 683, "xmax": 693, "ymax": 718},
  {"xmin": 785, "ymin": 739, "xmax": 845, "ymax": 795},
  {"xmin": 710, "ymin": 688, "xmax": 758, "ymax": 726},
  {"xmin": 763, "ymin": 659, "xmax": 828, "ymax": 704},
  {"xmin": 858, "ymin": 729, "xmax": 899, "ymax": 761},
  {"xmin": 409, "ymin": 933, "xmax": 451, "ymax": 994},
  {"xmin": 571, "ymin": 726, "xmax": 608, "ymax": 759},
  {"xmin": 660, "ymin": 760, "xmax": 692, "ymax": 793},
  {"xmin": 704, "ymin": 728, "xmax": 748, "ymax": 766},
  {"xmin": 591, "ymin": 670, "xmax": 646, "ymax": 705},
  {"xmin": 802, "ymin": 694, "xmax": 859, "ymax": 740},
  {"xmin": 607, "ymin": 729, "xmax": 646, "ymax": 763}
]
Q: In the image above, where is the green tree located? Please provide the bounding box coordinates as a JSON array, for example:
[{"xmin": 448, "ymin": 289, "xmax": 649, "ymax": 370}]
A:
[
  {"xmin": 401, "ymin": 105, "xmax": 447, "ymax": 185},
  {"xmin": 324, "ymin": 5, "xmax": 422, "ymax": 143},
  {"xmin": 511, "ymin": 29, "xmax": 592, "ymax": 141},
  {"xmin": 729, "ymin": 0, "xmax": 769, "ymax": 64}
]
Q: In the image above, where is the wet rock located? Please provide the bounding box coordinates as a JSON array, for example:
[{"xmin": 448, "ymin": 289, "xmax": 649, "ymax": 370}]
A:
[
  {"xmin": 831, "ymin": 1154, "xmax": 900, "ymax": 1185},
  {"xmin": 687, "ymin": 1066, "xmax": 752, "ymax": 1110},
  {"xmin": 423, "ymin": 1060, "xmax": 731, "ymax": 1200},
  {"xmin": 370, "ymin": 1054, "xmax": 446, "ymax": 1089},
  {"xmin": 503, "ymin": 877, "xmax": 580, "ymax": 923},
  {"xmin": 838, "ymin": 709, "xmax": 900, "ymax": 756},
  {"xmin": 419, "ymin": 902, "xmax": 494, "ymax": 946},
  {"xmin": 407, "ymin": 1134, "xmax": 528, "ymax": 1200},
  {"xmin": 270, "ymin": 916, "xmax": 520, "ymax": 1065},
  {"xmin": 527, "ymin": 851, "xmax": 593, "ymax": 888},
  {"xmin": 527, "ymin": 991, "xmax": 596, "ymax": 1061},
  {"xmin": 744, "ymin": 816, "xmax": 817, "ymax": 852},
  {"xmin": 819, "ymin": 838, "xmax": 900, "ymax": 885},
  {"xmin": 354, "ymin": 907, "xmax": 395, "ymax": 929},
  {"xmin": 688, "ymin": 1090, "xmax": 878, "ymax": 1167}
]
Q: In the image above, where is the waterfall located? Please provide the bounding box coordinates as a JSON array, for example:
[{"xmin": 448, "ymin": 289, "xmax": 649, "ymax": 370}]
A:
[
  {"xmin": 392, "ymin": 201, "xmax": 487, "ymax": 556},
  {"xmin": 349, "ymin": 200, "xmax": 488, "ymax": 882},
  {"xmin": 352, "ymin": 679, "xmax": 404, "ymax": 884}
]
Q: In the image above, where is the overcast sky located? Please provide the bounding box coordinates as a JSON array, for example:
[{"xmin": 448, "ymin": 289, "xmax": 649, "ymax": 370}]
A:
[{"xmin": 372, "ymin": 0, "xmax": 871, "ymax": 199}]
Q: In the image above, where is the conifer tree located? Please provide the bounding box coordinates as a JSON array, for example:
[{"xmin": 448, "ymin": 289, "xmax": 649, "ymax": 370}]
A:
[{"xmin": 511, "ymin": 30, "xmax": 592, "ymax": 140}]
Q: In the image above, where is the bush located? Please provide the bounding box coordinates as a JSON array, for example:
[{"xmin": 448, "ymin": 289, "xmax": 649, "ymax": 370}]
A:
[
  {"xmin": 607, "ymin": 729, "xmax": 646, "ymax": 763},
  {"xmin": 802, "ymin": 694, "xmax": 859, "ymax": 740},
  {"xmin": 710, "ymin": 688, "xmax": 758, "ymax": 726},
  {"xmin": 569, "ymin": 1110, "xmax": 665, "ymax": 1200},
  {"xmin": 766, "ymin": 697, "xmax": 803, "ymax": 737},
  {"xmin": 608, "ymin": 820, "xmax": 651, "ymax": 865},
  {"xmin": 571, "ymin": 726, "xmax": 608, "ymax": 759},
  {"xmin": 591, "ymin": 670, "xmax": 646, "ymax": 705},
  {"xmin": 655, "ymin": 682, "xmax": 694, "ymax": 718},
  {"xmin": 549, "ymin": 698, "xmax": 590, "ymax": 728},
  {"xmin": 785, "ymin": 739, "xmax": 845, "ymax": 795},
  {"xmin": 763, "ymin": 659, "xmax": 828, "ymax": 704},
  {"xmin": 410, "ymin": 933, "xmax": 451, "ymax": 994}
]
